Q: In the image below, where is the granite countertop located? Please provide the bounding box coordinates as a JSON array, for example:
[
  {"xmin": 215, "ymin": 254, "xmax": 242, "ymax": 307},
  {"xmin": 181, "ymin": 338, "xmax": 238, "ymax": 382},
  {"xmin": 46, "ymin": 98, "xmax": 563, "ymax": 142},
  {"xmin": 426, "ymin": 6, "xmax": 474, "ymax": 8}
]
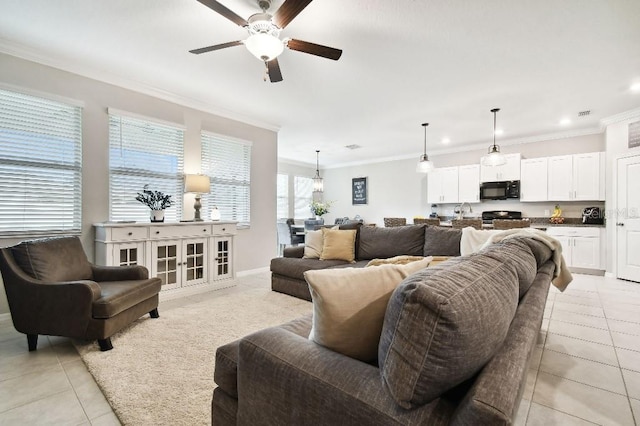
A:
[{"xmin": 436, "ymin": 216, "xmax": 605, "ymax": 229}]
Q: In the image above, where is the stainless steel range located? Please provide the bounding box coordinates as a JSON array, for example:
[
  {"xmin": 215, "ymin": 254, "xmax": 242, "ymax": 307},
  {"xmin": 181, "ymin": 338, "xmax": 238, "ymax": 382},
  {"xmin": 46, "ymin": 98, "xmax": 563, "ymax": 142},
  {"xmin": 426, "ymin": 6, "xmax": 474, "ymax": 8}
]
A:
[{"xmin": 481, "ymin": 210, "xmax": 523, "ymax": 224}]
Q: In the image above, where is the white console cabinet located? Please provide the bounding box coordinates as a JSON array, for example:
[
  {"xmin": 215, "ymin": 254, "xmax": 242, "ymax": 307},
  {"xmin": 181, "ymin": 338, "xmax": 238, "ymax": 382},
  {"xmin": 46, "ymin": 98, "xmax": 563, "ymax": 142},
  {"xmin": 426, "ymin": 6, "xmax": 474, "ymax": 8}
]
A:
[
  {"xmin": 545, "ymin": 226, "xmax": 604, "ymax": 270},
  {"xmin": 94, "ymin": 221, "xmax": 237, "ymax": 292}
]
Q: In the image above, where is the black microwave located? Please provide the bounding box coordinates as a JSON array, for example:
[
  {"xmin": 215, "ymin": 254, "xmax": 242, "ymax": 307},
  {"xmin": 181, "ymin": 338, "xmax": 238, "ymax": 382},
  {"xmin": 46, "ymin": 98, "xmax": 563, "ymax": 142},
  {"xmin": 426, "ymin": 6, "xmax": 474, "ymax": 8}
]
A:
[{"xmin": 480, "ymin": 181, "xmax": 520, "ymax": 200}]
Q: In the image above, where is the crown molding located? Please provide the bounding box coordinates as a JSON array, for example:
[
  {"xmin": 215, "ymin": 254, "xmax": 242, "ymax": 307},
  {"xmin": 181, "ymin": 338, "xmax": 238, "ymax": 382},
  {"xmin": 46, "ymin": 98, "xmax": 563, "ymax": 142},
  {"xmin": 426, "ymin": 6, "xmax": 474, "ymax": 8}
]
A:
[
  {"xmin": 277, "ymin": 157, "xmax": 316, "ymax": 168},
  {"xmin": 600, "ymin": 107, "xmax": 640, "ymax": 127},
  {"xmin": 0, "ymin": 41, "xmax": 281, "ymax": 132}
]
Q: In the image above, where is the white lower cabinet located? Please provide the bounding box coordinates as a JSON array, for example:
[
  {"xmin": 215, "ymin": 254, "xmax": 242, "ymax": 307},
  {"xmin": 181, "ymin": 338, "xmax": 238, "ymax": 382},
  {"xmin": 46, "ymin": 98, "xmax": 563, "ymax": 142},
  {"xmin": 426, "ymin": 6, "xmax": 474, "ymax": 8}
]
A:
[
  {"xmin": 95, "ymin": 221, "xmax": 237, "ymax": 292},
  {"xmin": 546, "ymin": 226, "xmax": 603, "ymax": 270}
]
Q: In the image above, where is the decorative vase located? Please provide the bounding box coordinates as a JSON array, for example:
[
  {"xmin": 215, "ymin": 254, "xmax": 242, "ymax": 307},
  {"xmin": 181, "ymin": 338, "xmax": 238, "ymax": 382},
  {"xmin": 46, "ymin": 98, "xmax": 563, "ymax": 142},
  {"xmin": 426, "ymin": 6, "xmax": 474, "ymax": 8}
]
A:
[{"xmin": 150, "ymin": 210, "xmax": 165, "ymax": 223}]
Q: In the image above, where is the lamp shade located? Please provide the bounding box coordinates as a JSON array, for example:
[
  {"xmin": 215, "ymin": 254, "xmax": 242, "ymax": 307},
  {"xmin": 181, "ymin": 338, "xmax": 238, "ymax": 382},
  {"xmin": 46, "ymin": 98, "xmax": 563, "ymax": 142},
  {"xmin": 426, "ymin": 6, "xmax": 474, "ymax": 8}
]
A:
[
  {"xmin": 245, "ymin": 33, "xmax": 284, "ymax": 61},
  {"xmin": 184, "ymin": 174, "xmax": 211, "ymax": 193}
]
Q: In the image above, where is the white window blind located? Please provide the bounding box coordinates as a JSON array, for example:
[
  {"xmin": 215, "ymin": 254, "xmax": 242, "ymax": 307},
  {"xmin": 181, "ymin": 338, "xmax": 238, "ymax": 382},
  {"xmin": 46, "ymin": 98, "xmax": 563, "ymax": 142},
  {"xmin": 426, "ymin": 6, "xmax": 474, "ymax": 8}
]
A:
[
  {"xmin": 277, "ymin": 174, "xmax": 289, "ymax": 219},
  {"xmin": 109, "ymin": 114, "xmax": 184, "ymax": 222},
  {"xmin": 294, "ymin": 176, "xmax": 313, "ymax": 219},
  {"xmin": 0, "ymin": 89, "xmax": 82, "ymax": 235},
  {"xmin": 201, "ymin": 133, "xmax": 252, "ymax": 226}
]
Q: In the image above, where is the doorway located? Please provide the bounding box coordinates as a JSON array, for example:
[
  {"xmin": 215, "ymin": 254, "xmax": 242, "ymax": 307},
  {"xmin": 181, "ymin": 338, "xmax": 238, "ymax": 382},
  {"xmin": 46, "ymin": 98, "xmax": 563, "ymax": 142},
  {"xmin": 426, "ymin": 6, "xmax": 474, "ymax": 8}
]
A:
[{"xmin": 616, "ymin": 154, "xmax": 640, "ymax": 282}]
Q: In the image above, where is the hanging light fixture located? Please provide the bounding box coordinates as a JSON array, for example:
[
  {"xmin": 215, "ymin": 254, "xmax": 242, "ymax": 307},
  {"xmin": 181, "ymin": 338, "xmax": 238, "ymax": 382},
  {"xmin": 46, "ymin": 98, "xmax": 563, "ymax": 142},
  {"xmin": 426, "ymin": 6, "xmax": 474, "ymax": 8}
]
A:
[
  {"xmin": 416, "ymin": 122, "xmax": 434, "ymax": 173},
  {"xmin": 313, "ymin": 150, "xmax": 324, "ymax": 193},
  {"xmin": 482, "ymin": 108, "xmax": 507, "ymax": 167}
]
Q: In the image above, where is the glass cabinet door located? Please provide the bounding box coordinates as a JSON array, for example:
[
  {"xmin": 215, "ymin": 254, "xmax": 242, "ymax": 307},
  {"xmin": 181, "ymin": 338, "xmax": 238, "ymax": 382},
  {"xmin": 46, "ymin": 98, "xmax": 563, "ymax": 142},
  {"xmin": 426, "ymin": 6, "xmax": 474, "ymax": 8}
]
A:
[
  {"xmin": 152, "ymin": 240, "xmax": 180, "ymax": 290},
  {"xmin": 213, "ymin": 237, "xmax": 233, "ymax": 280},
  {"xmin": 114, "ymin": 242, "xmax": 145, "ymax": 267},
  {"xmin": 182, "ymin": 239, "xmax": 207, "ymax": 286}
]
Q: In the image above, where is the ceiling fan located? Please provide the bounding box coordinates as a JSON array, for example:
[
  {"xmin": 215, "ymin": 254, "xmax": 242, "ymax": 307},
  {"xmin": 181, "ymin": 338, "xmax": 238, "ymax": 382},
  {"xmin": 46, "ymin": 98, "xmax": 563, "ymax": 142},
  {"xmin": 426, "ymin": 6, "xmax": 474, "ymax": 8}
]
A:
[{"xmin": 189, "ymin": 0, "xmax": 343, "ymax": 82}]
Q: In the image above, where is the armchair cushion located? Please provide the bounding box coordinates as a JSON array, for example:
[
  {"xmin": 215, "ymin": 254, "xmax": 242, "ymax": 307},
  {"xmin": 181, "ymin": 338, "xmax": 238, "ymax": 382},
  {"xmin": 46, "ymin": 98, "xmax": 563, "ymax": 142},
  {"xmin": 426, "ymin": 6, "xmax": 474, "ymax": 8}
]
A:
[
  {"xmin": 93, "ymin": 279, "xmax": 162, "ymax": 319},
  {"xmin": 11, "ymin": 237, "xmax": 92, "ymax": 282}
]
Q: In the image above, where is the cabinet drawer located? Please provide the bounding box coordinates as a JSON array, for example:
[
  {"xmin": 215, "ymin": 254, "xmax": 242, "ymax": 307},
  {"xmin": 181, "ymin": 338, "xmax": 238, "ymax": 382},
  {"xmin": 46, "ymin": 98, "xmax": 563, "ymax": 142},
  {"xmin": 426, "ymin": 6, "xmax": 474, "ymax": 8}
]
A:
[
  {"xmin": 111, "ymin": 227, "xmax": 148, "ymax": 241},
  {"xmin": 546, "ymin": 226, "xmax": 600, "ymax": 237},
  {"xmin": 213, "ymin": 223, "xmax": 237, "ymax": 235},
  {"xmin": 150, "ymin": 225, "xmax": 212, "ymax": 239}
]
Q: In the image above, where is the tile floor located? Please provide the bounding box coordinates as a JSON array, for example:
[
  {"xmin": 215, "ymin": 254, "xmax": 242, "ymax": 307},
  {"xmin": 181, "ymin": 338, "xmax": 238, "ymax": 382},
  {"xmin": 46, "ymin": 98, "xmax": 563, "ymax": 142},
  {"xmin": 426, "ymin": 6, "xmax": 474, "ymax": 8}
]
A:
[{"xmin": 0, "ymin": 272, "xmax": 639, "ymax": 425}]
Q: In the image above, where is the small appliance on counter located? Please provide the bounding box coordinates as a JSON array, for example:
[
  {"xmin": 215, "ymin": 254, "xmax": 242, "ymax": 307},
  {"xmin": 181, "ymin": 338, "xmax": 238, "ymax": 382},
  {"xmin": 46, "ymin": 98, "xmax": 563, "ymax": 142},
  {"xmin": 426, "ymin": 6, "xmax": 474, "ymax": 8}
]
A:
[
  {"xmin": 482, "ymin": 210, "xmax": 523, "ymax": 224},
  {"xmin": 582, "ymin": 207, "xmax": 604, "ymax": 224},
  {"xmin": 429, "ymin": 204, "xmax": 438, "ymax": 218}
]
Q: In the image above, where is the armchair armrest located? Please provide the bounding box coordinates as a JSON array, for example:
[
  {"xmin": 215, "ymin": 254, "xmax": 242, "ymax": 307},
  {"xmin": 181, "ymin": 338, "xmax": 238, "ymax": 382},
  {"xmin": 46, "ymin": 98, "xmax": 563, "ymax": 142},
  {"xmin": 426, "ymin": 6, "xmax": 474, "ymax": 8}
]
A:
[
  {"xmin": 236, "ymin": 327, "xmax": 454, "ymax": 425},
  {"xmin": 90, "ymin": 264, "xmax": 149, "ymax": 281},
  {"xmin": 283, "ymin": 246, "xmax": 304, "ymax": 258}
]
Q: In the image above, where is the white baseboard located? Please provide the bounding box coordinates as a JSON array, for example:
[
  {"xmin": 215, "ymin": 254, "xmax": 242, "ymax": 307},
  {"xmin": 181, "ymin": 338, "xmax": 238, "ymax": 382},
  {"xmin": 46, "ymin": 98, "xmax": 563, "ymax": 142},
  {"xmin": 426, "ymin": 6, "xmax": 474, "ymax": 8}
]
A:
[
  {"xmin": 604, "ymin": 272, "xmax": 616, "ymax": 278},
  {"xmin": 236, "ymin": 267, "xmax": 269, "ymax": 277},
  {"xmin": 159, "ymin": 280, "xmax": 237, "ymax": 301}
]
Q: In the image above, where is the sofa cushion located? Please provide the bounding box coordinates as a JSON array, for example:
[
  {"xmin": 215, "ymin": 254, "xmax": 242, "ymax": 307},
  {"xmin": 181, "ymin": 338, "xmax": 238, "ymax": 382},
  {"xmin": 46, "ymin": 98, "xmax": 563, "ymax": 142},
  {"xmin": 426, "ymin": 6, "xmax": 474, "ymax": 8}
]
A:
[
  {"xmin": 270, "ymin": 257, "xmax": 350, "ymax": 281},
  {"xmin": 92, "ymin": 278, "xmax": 162, "ymax": 319},
  {"xmin": 423, "ymin": 226, "xmax": 462, "ymax": 256},
  {"xmin": 303, "ymin": 230, "xmax": 324, "ymax": 259},
  {"xmin": 480, "ymin": 238, "xmax": 537, "ymax": 298},
  {"xmin": 305, "ymin": 257, "xmax": 433, "ymax": 362},
  {"xmin": 11, "ymin": 236, "xmax": 93, "ymax": 282},
  {"xmin": 379, "ymin": 252, "xmax": 520, "ymax": 408},
  {"xmin": 320, "ymin": 228, "xmax": 357, "ymax": 262},
  {"xmin": 358, "ymin": 225, "xmax": 425, "ymax": 260}
]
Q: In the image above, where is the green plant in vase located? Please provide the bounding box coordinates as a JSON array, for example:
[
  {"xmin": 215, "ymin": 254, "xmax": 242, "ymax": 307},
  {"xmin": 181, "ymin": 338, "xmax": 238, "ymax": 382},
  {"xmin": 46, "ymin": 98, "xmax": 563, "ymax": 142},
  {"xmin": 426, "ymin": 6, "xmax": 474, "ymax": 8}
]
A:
[
  {"xmin": 310, "ymin": 201, "xmax": 333, "ymax": 219},
  {"xmin": 135, "ymin": 185, "xmax": 174, "ymax": 222}
]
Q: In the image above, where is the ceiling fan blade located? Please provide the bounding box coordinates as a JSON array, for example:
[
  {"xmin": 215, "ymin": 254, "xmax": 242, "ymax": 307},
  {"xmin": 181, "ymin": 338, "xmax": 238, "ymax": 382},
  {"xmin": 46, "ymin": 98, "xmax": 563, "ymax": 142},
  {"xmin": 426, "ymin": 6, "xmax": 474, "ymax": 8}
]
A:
[
  {"xmin": 189, "ymin": 40, "xmax": 243, "ymax": 54},
  {"xmin": 267, "ymin": 58, "xmax": 283, "ymax": 83},
  {"xmin": 196, "ymin": 0, "xmax": 248, "ymax": 27},
  {"xmin": 286, "ymin": 39, "xmax": 342, "ymax": 60},
  {"xmin": 272, "ymin": 0, "xmax": 312, "ymax": 29}
]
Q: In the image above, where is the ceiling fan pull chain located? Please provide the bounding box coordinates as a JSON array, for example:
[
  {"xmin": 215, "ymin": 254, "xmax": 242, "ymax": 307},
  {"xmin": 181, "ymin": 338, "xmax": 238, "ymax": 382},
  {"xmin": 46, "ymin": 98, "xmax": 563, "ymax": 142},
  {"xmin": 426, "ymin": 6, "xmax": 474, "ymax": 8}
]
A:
[{"xmin": 263, "ymin": 62, "xmax": 269, "ymax": 82}]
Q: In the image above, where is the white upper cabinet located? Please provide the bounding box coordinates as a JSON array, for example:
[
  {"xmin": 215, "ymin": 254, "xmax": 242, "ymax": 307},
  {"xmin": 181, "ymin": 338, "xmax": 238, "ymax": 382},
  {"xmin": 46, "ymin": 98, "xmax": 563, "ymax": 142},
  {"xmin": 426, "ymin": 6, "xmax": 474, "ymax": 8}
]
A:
[
  {"xmin": 548, "ymin": 152, "xmax": 604, "ymax": 201},
  {"xmin": 427, "ymin": 167, "xmax": 459, "ymax": 204},
  {"xmin": 458, "ymin": 164, "xmax": 480, "ymax": 203},
  {"xmin": 520, "ymin": 157, "xmax": 548, "ymax": 202},
  {"xmin": 480, "ymin": 153, "xmax": 521, "ymax": 182}
]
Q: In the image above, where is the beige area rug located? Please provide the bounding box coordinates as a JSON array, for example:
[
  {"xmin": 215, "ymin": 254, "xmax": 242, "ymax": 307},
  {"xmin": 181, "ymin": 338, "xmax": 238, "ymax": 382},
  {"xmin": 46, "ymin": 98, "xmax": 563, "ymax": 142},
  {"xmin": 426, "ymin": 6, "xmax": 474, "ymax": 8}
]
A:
[{"xmin": 74, "ymin": 285, "xmax": 311, "ymax": 426}]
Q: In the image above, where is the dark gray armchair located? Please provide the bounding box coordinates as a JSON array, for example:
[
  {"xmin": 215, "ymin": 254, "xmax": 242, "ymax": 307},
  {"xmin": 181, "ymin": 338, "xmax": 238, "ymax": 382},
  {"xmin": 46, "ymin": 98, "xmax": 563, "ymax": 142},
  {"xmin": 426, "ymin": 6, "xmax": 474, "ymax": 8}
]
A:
[{"xmin": 0, "ymin": 236, "xmax": 161, "ymax": 351}]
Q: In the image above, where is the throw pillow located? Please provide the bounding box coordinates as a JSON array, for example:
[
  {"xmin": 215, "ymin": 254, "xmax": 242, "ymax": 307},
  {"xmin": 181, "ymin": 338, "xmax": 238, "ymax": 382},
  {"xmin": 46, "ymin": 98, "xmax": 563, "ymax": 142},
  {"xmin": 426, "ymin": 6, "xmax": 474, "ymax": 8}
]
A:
[
  {"xmin": 305, "ymin": 256, "xmax": 433, "ymax": 362},
  {"xmin": 423, "ymin": 226, "xmax": 462, "ymax": 256},
  {"xmin": 320, "ymin": 228, "xmax": 357, "ymax": 262},
  {"xmin": 303, "ymin": 230, "xmax": 324, "ymax": 259}
]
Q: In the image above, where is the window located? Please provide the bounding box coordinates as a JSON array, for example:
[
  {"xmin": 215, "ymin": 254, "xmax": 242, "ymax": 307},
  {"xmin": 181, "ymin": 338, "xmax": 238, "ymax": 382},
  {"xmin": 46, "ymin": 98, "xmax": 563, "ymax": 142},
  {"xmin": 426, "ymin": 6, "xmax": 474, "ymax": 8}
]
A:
[
  {"xmin": 294, "ymin": 176, "xmax": 313, "ymax": 219},
  {"xmin": 201, "ymin": 132, "xmax": 252, "ymax": 226},
  {"xmin": 109, "ymin": 111, "xmax": 184, "ymax": 222},
  {"xmin": 0, "ymin": 88, "xmax": 82, "ymax": 235},
  {"xmin": 277, "ymin": 174, "xmax": 289, "ymax": 219}
]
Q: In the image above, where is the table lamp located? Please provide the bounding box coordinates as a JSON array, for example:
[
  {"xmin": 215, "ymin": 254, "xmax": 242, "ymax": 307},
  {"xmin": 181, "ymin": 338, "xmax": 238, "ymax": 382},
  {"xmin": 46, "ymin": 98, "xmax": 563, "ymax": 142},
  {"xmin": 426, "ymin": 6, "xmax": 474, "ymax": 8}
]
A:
[{"xmin": 184, "ymin": 174, "xmax": 210, "ymax": 221}]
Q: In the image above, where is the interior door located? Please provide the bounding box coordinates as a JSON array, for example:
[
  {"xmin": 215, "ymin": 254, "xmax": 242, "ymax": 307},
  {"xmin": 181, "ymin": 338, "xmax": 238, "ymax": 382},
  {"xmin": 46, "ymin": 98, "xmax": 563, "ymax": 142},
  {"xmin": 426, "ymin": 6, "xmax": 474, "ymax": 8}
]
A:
[{"xmin": 617, "ymin": 155, "xmax": 640, "ymax": 282}]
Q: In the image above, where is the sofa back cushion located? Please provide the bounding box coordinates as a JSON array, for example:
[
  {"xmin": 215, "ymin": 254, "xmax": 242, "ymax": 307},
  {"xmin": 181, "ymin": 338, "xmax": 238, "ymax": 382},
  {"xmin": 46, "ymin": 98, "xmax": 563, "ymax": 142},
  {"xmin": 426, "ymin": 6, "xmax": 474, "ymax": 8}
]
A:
[
  {"xmin": 480, "ymin": 238, "xmax": 538, "ymax": 298},
  {"xmin": 378, "ymin": 252, "xmax": 520, "ymax": 408},
  {"xmin": 11, "ymin": 236, "xmax": 93, "ymax": 282},
  {"xmin": 358, "ymin": 225, "xmax": 425, "ymax": 260},
  {"xmin": 423, "ymin": 226, "xmax": 462, "ymax": 256}
]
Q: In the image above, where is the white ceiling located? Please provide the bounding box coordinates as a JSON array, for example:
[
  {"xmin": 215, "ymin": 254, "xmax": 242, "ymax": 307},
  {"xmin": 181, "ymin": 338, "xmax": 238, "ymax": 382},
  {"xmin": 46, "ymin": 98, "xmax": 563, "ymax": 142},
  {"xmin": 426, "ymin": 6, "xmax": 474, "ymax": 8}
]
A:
[{"xmin": 1, "ymin": 0, "xmax": 639, "ymax": 167}]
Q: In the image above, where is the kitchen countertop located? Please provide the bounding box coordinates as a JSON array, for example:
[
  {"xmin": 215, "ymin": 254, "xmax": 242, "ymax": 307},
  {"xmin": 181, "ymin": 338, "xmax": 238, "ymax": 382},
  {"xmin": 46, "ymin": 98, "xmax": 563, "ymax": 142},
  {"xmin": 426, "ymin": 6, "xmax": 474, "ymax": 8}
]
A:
[{"xmin": 436, "ymin": 217, "xmax": 605, "ymax": 229}]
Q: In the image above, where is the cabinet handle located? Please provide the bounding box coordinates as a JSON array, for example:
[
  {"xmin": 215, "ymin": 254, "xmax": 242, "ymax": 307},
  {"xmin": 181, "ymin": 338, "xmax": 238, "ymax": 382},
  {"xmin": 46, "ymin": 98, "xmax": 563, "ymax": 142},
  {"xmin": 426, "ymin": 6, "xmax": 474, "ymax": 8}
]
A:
[
  {"xmin": 617, "ymin": 223, "xmax": 625, "ymax": 227},
  {"xmin": 155, "ymin": 231, "xmax": 160, "ymax": 234},
  {"xmin": 128, "ymin": 232, "xmax": 132, "ymax": 236},
  {"xmin": 203, "ymin": 229, "xmax": 207, "ymax": 232},
  {"xmin": 222, "ymin": 228, "xmax": 226, "ymax": 231}
]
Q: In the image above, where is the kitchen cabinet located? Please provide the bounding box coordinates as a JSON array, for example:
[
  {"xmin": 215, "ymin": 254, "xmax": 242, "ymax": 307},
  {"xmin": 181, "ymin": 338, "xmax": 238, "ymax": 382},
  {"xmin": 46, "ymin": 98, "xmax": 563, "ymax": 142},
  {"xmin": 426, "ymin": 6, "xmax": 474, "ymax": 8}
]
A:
[
  {"xmin": 520, "ymin": 157, "xmax": 548, "ymax": 202},
  {"xmin": 427, "ymin": 167, "xmax": 459, "ymax": 204},
  {"xmin": 458, "ymin": 164, "xmax": 480, "ymax": 203},
  {"xmin": 480, "ymin": 153, "xmax": 521, "ymax": 183},
  {"xmin": 547, "ymin": 152, "xmax": 604, "ymax": 201},
  {"xmin": 546, "ymin": 226, "xmax": 603, "ymax": 270},
  {"xmin": 95, "ymin": 221, "xmax": 237, "ymax": 292}
]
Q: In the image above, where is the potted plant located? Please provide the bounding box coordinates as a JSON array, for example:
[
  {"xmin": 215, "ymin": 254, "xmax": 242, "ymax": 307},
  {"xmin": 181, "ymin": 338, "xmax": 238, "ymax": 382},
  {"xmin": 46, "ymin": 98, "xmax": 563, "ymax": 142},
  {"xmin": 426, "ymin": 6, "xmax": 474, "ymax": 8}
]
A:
[
  {"xmin": 310, "ymin": 201, "xmax": 332, "ymax": 220},
  {"xmin": 135, "ymin": 185, "xmax": 174, "ymax": 222}
]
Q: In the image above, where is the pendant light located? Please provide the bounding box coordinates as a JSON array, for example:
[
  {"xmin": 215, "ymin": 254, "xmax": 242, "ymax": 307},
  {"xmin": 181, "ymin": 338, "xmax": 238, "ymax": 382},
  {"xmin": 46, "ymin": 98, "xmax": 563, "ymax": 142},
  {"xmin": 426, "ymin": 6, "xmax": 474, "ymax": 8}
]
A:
[
  {"xmin": 482, "ymin": 108, "xmax": 507, "ymax": 167},
  {"xmin": 416, "ymin": 122, "xmax": 434, "ymax": 173},
  {"xmin": 312, "ymin": 150, "xmax": 324, "ymax": 193}
]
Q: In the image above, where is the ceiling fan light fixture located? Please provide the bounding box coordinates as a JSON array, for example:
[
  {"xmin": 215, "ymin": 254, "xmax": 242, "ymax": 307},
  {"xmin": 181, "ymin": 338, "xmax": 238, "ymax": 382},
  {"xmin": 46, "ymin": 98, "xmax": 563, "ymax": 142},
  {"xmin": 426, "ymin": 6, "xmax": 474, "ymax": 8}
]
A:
[
  {"xmin": 416, "ymin": 122, "xmax": 434, "ymax": 173},
  {"xmin": 245, "ymin": 33, "xmax": 284, "ymax": 61},
  {"xmin": 482, "ymin": 108, "xmax": 507, "ymax": 167}
]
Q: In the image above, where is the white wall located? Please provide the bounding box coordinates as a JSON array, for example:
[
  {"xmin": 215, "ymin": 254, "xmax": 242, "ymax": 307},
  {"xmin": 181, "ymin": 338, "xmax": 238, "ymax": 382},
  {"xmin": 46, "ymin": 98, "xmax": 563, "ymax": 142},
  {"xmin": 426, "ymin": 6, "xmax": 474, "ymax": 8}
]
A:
[
  {"xmin": 321, "ymin": 133, "xmax": 606, "ymax": 227},
  {"xmin": 604, "ymin": 113, "xmax": 640, "ymax": 274},
  {"xmin": 0, "ymin": 53, "xmax": 278, "ymax": 315}
]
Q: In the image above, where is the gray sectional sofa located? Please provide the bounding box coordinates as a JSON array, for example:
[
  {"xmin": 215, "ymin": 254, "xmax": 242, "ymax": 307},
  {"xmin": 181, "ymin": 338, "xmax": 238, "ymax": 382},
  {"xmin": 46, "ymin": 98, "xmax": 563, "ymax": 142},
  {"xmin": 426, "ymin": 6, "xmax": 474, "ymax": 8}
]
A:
[
  {"xmin": 270, "ymin": 224, "xmax": 463, "ymax": 301},
  {"xmin": 213, "ymin": 235, "xmax": 555, "ymax": 425}
]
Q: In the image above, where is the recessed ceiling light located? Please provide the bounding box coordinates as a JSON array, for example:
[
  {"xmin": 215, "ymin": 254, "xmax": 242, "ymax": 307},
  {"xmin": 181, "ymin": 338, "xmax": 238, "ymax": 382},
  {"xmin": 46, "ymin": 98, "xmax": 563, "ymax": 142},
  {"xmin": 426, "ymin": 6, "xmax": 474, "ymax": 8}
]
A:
[
  {"xmin": 442, "ymin": 138, "xmax": 450, "ymax": 144},
  {"xmin": 631, "ymin": 82, "xmax": 640, "ymax": 92},
  {"xmin": 560, "ymin": 118, "xmax": 572, "ymax": 126},
  {"xmin": 494, "ymin": 129, "xmax": 504, "ymax": 136}
]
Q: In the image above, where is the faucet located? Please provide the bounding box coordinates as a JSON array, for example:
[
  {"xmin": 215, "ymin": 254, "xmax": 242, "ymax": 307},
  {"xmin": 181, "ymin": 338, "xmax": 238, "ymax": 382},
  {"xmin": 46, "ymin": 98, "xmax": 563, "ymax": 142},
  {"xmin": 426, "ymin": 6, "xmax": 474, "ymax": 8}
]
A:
[{"xmin": 457, "ymin": 202, "xmax": 472, "ymax": 220}]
